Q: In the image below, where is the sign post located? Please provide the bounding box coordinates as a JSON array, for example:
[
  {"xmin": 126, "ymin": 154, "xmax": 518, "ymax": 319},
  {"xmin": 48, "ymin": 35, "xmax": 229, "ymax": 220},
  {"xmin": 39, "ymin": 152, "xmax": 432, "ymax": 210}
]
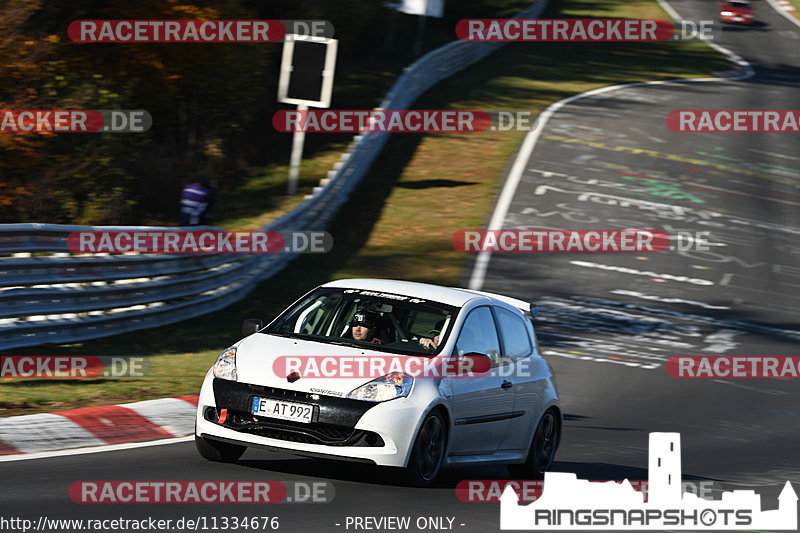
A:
[
  {"xmin": 385, "ymin": 0, "xmax": 445, "ymax": 55},
  {"xmin": 287, "ymin": 103, "xmax": 308, "ymax": 195},
  {"xmin": 278, "ymin": 35, "xmax": 338, "ymax": 194}
]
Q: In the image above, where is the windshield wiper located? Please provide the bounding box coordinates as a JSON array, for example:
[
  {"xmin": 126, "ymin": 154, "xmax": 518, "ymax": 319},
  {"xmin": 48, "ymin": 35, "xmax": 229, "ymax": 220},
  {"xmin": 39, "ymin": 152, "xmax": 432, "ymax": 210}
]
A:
[
  {"xmin": 266, "ymin": 331, "xmax": 309, "ymax": 340},
  {"xmin": 268, "ymin": 332, "xmax": 362, "ymax": 347},
  {"xmin": 323, "ymin": 339, "xmax": 363, "ymax": 347}
]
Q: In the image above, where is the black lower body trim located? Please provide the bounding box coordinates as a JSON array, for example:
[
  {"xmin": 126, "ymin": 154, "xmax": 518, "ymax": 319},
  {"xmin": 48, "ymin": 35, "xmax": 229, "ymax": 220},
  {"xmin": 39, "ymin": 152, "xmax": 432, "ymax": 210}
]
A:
[
  {"xmin": 200, "ymin": 433, "xmax": 378, "ymax": 464},
  {"xmin": 454, "ymin": 411, "xmax": 525, "ymax": 425},
  {"xmin": 204, "ymin": 407, "xmax": 384, "ymax": 447}
]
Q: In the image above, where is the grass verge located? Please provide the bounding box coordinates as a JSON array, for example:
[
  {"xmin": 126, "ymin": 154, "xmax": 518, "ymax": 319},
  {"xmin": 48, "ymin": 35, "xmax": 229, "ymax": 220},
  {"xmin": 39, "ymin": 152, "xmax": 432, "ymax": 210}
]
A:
[
  {"xmin": 1, "ymin": 0, "xmax": 732, "ymax": 416},
  {"xmin": 786, "ymin": 1, "xmax": 800, "ymax": 21}
]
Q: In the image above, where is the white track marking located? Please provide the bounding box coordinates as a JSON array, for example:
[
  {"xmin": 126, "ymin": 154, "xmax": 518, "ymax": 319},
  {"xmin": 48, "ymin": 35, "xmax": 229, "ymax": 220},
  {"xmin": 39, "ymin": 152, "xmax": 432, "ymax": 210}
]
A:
[
  {"xmin": 0, "ymin": 435, "xmax": 194, "ymax": 463},
  {"xmin": 468, "ymin": 0, "xmax": 754, "ymax": 290},
  {"xmin": 767, "ymin": 0, "xmax": 800, "ymax": 26}
]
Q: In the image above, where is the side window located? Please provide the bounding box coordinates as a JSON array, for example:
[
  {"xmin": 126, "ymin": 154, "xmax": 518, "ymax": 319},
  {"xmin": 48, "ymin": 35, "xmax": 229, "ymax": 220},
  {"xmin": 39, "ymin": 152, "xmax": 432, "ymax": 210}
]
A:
[
  {"xmin": 455, "ymin": 307, "xmax": 501, "ymax": 365},
  {"xmin": 494, "ymin": 307, "xmax": 533, "ymax": 360}
]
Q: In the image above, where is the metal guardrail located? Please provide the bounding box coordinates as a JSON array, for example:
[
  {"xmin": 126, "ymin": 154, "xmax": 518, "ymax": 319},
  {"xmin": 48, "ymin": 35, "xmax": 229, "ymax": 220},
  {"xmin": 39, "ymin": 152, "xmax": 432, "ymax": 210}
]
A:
[{"xmin": 0, "ymin": 0, "xmax": 548, "ymax": 350}]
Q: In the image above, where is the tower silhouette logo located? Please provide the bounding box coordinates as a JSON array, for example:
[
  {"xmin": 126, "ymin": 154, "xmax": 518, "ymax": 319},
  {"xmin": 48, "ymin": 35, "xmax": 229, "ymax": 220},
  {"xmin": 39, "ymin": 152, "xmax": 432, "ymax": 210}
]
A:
[{"xmin": 500, "ymin": 432, "xmax": 797, "ymax": 530}]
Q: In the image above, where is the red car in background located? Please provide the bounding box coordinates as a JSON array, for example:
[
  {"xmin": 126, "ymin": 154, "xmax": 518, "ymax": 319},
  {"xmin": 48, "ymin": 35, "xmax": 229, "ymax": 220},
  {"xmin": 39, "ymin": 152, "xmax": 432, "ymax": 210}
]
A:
[{"xmin": 719, "ymin": 0, "xmax": 755, "ymax": 24}]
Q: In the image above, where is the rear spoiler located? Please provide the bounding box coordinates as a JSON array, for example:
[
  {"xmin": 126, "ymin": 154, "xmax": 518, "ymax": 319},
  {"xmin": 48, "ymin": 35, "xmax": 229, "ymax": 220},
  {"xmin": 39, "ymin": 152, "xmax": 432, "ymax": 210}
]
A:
[{"xmin": 454, "ymin": 288, "xmax": 538, "ymax": 319}]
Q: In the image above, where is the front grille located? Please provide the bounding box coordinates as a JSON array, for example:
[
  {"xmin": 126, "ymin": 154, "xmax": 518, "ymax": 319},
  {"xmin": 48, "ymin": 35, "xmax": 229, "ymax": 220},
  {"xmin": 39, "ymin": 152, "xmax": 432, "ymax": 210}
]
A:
[
  {"xmin": 206, "ymin": 408, "xmax": 383, "ymax": 447},
  {"xmin": 213, "ymin": 378, "xmax": 375, "ymax": 429},
  {"xmin": 246, "ymin": 384, "xmax": 319, "ymax": 401}
]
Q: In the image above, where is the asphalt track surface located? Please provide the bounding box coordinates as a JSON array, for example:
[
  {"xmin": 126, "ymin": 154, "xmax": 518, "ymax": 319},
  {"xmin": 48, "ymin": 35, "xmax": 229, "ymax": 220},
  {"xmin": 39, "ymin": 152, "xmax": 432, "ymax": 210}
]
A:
[{"xmin": 2, "ymin": 2, "xmax": 799, "ymax": 533}]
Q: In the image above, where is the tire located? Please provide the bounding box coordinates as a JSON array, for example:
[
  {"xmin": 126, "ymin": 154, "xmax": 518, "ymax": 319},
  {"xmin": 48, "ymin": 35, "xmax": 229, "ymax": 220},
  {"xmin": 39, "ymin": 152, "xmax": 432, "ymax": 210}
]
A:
[
  {"xmin": 508, "ymin": 409, "xmax": 560, "ymax": 479},
  {"xmin": 195, "ymin": 434, "xmax": 246, "ymax": 463},
  {"xmin": 403, "ymin": 411, "xmax": 447, "ymax": 487}
]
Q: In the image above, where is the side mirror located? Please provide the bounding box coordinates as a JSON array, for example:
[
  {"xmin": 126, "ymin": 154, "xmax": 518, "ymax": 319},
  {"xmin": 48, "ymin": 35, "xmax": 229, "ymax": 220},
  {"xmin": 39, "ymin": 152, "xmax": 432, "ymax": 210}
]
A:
[
  {"xmin": 242, "ymin": 318, "xmax": 264, "ymax": 336},
  {"xmin": 443, "ymin": 352, "xmax": 492, "ymax": 376}
]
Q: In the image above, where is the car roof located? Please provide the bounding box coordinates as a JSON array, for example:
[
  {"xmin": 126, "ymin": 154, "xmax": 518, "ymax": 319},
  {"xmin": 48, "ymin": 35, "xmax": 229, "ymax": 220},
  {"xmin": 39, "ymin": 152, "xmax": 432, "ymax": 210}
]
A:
[{"xmin": 321, "ymin": 278, "xmax": 532, "ymax": 311}]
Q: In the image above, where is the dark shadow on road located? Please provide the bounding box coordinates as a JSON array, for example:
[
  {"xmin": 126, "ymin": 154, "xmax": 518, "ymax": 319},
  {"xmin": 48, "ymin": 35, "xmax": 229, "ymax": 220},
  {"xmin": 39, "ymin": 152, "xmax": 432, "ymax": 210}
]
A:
[
  {"xmin": 233, "ymin": 453, "xmax": 721, "ymax": 491},
  {"xmin": 553, "ymin": 461, "xmax": 719, "ymax": 482},
  {"xmin": 396, "ymin": 179, "xmax": 476, "ymax": 190},
  {"xmin": 564, "ymin": 414, "xmax": 592, "ymax": 421}
]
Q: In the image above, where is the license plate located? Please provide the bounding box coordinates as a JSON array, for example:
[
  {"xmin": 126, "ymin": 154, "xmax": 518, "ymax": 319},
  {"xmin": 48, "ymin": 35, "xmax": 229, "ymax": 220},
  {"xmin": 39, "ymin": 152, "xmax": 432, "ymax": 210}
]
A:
[
  {"xmin": 252, "ymin": 397, "xmax": 313, "ymax": 424},
  {"xmin": 733, "ymin": 16, "xmax": 743, "ymax": 21}
]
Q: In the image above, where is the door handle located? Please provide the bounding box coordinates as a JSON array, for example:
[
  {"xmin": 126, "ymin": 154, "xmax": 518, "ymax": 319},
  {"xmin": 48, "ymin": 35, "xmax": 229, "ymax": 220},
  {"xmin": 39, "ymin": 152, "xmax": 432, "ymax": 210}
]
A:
[{"xmin": 501, "ymin": 380, "xmax": 513, "ymax": 390}]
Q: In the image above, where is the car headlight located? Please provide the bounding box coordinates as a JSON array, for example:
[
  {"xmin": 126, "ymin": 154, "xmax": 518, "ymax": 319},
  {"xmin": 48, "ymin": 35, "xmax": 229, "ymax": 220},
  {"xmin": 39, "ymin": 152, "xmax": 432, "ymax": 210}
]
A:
[
  {"xmin": 347, "ymin": 372, "xmax": 413, "ymax": 402},
  {"xmin": 720, "ymin": 11, "xmax": 733, "ymax": 15},
  {"xmin": 213, "ymin": 347, "xmax": 237, "ymax": 381}
]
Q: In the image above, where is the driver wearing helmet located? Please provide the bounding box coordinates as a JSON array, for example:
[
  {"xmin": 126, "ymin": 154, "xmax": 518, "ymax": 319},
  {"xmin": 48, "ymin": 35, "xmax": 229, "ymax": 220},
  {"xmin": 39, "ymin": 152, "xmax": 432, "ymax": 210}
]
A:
[{"xmin": 349, "ymin": 310, "xmax": 382, "ymax": 344}]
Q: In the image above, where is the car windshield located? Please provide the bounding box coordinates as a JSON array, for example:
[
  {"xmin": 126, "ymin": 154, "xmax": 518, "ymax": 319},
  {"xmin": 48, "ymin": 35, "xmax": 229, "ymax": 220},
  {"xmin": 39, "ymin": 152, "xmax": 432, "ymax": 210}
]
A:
[{"xmin": 266, "ymin": 287, "xmax": 458, "ymax": 355}]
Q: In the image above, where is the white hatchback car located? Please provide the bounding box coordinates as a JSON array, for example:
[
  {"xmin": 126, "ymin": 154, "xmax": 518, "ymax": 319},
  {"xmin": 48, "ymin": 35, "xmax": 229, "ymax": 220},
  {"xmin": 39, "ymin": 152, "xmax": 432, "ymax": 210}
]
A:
[{"xmin": 195, "ymin": 278, "xmax": 562, "ymax": 485}]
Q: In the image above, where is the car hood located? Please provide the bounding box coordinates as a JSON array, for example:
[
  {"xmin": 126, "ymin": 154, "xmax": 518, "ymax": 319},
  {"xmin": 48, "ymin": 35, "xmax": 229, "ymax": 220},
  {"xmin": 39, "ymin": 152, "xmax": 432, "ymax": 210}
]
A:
[{"xmin": 233, "ymin": 333, "xmax": 420, "ymax": 397}]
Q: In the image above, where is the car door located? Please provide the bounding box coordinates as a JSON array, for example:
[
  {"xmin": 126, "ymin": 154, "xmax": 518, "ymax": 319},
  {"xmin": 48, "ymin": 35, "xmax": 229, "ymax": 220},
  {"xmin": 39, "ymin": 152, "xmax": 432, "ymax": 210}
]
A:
[
  {"xmin": 444, "ymin": 306, "xmax": 515, "ymax": 455},
  {"xmin": 491, "ymin": 305, "xmax": 545, "ymax": 452}
]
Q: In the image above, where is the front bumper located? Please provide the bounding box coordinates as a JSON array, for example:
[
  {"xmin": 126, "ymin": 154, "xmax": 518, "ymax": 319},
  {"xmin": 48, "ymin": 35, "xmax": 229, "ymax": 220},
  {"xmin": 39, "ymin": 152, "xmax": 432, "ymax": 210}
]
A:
[
  {"xmin": 720, "ymin": 14, "xmax": 753, "ymax": 24},
  {"xmin": 207, "ymin": 379, "xmax": 383, "ymax": 447},
  {"xmin": 196, "ymin": 374, "xmax": 423, "ymax": 467}
]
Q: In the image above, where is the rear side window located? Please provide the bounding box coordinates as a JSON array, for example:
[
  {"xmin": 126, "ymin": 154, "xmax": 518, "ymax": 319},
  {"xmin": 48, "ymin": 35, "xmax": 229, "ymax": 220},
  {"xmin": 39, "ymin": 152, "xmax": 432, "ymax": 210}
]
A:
[{"xmin": 494, "ymin": 307, "xmax": 533, "ymax": 360}]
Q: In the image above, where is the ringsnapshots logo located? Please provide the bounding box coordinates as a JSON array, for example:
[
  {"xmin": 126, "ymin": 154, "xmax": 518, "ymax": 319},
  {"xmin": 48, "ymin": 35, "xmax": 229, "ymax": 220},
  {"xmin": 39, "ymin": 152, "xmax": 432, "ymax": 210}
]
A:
[{"xmin": 500, "ymin": 432, "xmax": 798, "ymax": 530}]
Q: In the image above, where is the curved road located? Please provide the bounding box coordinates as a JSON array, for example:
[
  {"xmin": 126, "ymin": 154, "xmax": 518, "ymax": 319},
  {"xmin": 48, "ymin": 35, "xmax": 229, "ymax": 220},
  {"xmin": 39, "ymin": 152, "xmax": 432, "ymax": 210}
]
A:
[
  {"xmin": 477, "ymin": 0, "xmax": 800, "ymax": 511},
  {"xmin": 2, "ymin": 2, "xmax": 799, "ymax": 532}
]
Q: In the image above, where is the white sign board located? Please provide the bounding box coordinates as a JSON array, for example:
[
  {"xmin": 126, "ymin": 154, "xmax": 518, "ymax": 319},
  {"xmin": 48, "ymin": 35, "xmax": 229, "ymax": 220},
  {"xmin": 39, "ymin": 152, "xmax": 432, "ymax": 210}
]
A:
[
  {"xmin": 277, "ymin": 35, "xmax": 338, "ymax": 108},
  {"xmin": 391, "ymin": 0, "xmax": 444, "ymax": 18}
]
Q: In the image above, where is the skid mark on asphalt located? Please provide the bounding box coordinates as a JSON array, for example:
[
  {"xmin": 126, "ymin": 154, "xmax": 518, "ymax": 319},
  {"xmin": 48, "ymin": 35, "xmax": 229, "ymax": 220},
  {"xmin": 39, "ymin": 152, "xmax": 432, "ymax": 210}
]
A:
[{"xmin": 536, "ymin": 296, "xmax": 800, "ymax": 370}]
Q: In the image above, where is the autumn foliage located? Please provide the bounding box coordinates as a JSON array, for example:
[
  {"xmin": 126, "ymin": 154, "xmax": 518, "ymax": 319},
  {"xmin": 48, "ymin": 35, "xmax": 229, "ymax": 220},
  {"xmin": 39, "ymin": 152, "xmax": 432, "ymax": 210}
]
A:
[{"xmin": 0, "ymin": 0, "xmax": 506, "ymax": 225}]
